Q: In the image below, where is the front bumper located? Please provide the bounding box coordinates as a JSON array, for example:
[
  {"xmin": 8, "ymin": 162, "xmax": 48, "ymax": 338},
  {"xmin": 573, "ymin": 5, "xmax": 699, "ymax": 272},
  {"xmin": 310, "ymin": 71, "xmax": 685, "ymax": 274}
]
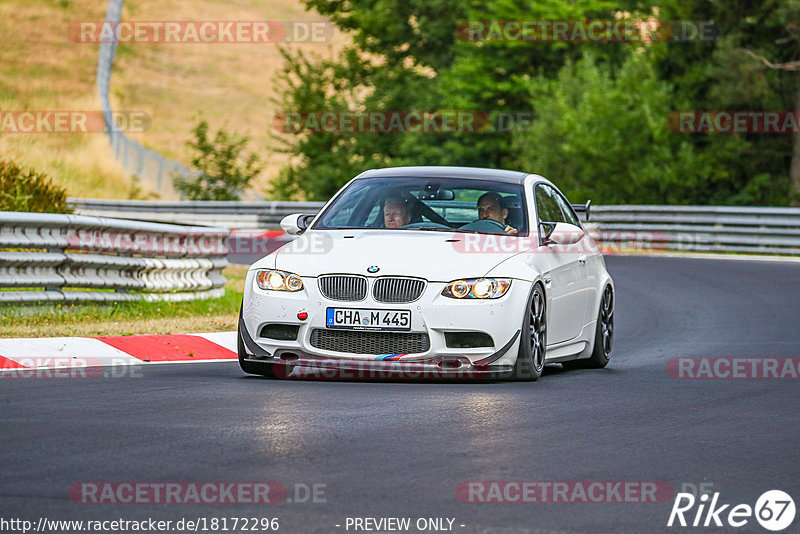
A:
[
  {"xmin": 240, "ymin": 271, "xmax": 532, "ymax": 376},
  {"xmin": 239, "ymin": 315, "xmax": 520, "ymax": 380}
]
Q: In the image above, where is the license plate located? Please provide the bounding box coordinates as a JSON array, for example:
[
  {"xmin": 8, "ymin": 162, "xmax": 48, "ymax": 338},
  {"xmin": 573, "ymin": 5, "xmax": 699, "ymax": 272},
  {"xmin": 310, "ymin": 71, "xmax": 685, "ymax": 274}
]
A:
[{"xmin": 326, "ymin": 308, "xmax": 411, "ymax": 331}]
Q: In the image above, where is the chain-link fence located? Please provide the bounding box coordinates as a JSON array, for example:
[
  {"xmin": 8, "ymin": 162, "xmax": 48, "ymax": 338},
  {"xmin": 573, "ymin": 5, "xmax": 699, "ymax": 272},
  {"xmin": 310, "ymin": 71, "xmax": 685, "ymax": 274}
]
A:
[{"xmin": 97, "ymin": 0, "xmax": 196, "ymax": 198}]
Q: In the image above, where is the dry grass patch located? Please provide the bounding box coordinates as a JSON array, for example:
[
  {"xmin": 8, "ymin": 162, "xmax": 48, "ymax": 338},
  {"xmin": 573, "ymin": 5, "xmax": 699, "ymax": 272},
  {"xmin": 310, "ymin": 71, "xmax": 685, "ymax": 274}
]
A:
[
  {"xmin": 111, "ymin": 0, "xmax": 348, "ymax": 197},
  {"xmin": 0, "ymin": 0, "xmax": 140, "ymax": 198},
  {"xmin": 1, "ymin": 0, "xmax": 347, "ymax": 199}
]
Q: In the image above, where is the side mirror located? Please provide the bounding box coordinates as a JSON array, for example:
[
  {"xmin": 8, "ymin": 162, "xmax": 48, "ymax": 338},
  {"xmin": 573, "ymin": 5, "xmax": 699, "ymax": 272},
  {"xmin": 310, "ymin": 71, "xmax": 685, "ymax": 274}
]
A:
[
  {"xmin": 543, "ymin": 222, "xmax": 584, "ymax": 246},
  {"xmin": 280, "ymin": 213, "xmax": 314, "ymax": 236},
  {"xmin": 571, "ymin": 200, "xmax": 591, "ymax": 222}
]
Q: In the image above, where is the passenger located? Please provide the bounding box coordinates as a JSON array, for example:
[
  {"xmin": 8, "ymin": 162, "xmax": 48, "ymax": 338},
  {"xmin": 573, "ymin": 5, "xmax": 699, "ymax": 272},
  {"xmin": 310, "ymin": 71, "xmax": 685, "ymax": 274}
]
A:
[
  {"xmin": 477, "ymin": 192, "xmax": 517, "ymax": 234},
  {"xmin": 383, "ymin": 197, "xmax": 412, "ymax": 228}
]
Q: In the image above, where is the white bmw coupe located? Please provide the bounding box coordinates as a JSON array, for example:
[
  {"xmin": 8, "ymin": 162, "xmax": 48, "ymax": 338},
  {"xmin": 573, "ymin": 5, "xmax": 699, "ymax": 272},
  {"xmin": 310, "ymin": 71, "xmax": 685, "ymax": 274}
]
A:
[{"xmin": 238, "ymin": 166, "xmax": 614, "ymax": 381}]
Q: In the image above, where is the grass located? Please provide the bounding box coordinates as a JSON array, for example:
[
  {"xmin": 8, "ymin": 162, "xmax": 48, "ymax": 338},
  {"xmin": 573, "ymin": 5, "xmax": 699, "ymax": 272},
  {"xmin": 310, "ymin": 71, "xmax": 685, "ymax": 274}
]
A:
[
  {"xmin": 0, "ymin": 264, "xmax": 248, "ymax": 338},
  {"xmin": 0, "ymin": 1, "xmax": 137, "ymax": 198},
  {"xmin": 111, "ymin": 0, "xmax": 348, "ymax": 197},
  {"xmin": 0, "ymin": 0, "xmax": 347, "ymax": 199}
]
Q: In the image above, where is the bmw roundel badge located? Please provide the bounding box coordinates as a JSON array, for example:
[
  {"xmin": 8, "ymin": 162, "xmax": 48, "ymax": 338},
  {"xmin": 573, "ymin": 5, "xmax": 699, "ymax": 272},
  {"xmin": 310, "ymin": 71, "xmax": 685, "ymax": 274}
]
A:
[{"xmin": 367, "ymin": 265, "xmax": 380, "ymax": 273}]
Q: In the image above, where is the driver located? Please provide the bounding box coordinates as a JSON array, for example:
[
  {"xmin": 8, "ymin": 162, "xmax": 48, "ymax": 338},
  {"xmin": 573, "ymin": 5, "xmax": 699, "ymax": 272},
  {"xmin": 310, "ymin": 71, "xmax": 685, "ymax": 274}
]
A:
[
  {"xmin": 477, "ymin": 192, "xmax": 517, "ymax": 235},
  {"xmin": 383, "ymin": 197, "xmax": 412, "ymax": 228}
]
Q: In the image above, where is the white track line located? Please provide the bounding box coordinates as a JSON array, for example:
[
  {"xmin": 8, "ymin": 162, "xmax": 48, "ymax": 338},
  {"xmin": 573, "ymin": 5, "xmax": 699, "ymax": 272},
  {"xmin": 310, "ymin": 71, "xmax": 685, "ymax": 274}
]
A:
[
  {"xmin": 194, "ymin": 331, "xmax": 237, "ymax": 351},
  {"xmin": 0, "ymin": 337, "xmax": 142, "ymax": 368},
  {"xmin": 0, "ymin": 334, "xmax": 238, "ymax": 370}
]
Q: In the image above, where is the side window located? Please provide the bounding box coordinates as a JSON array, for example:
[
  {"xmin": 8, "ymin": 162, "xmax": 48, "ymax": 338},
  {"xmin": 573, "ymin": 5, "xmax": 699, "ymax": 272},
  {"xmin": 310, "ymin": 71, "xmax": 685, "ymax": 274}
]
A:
[
  {"xmin": 552, "ymin": 190, "xmax": 582, "ymax": 228},
  {"xmin": 534, "ymin": 184, "xmax": 567, "ymax": 224}
]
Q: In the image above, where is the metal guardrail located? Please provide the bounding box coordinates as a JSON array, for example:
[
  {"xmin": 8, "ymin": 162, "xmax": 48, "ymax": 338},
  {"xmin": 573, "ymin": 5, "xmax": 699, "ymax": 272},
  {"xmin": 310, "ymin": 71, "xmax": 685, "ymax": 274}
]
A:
[
  {"xmin": 69, "ymin": 200, "xmax": 800, "ymax": 256},
  {"xmin": 0, "ymin": 212, "xmax": 229, "ymax": 303},
  {"xmin": 589, "ymin": 205, "xmax": 800, "ymax": 255},
  {"xmin": 70, "ymin": 199, "xmax": 326, "ymax": 229}
]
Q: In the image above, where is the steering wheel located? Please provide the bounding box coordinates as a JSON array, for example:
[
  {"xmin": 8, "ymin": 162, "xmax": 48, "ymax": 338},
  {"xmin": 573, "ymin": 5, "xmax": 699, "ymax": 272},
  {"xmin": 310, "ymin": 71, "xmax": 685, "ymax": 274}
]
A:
[
  {"xmin": 483, "ymin": 219, "xmax": 507, "ymax": 230},
  {"xmin": 459, "ymin": 219, "xmax": 508, "ymax": 234}
]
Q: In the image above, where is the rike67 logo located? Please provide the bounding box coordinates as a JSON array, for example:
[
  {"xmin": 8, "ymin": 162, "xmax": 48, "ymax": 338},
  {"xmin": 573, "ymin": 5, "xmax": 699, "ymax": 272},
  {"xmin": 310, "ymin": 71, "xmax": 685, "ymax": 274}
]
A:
[{"xmin": 668, "ymin": 490, "xmax": 796, "ymax": 531}]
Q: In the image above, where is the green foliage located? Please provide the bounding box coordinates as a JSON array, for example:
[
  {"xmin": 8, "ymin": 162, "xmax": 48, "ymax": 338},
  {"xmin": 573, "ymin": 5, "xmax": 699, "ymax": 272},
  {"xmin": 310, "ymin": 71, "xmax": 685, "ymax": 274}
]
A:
[
  {"xmin": 270, "ymin": 0, "xmax": 799, "ymax": 205},
  {"xmin": 273, "ymin": 0, "xmax": 620, "ymax": 200},
  {"xmin": 269, "ymin": 48, "xmax": 391, "ymax": 200},
  {"xmin": 174, "ymin": 120, "xmax": 262, "ymax": 201},
  {"xmin": 646, "ymin": 0, "xmax": 799, "ymax": 204},
  {"xmin": 0, "ymin": 159, "xmax": 73, "ymax": 213},
  {"xmin": 513, "ymin": 52, "xmax": 704, "ymax": 204},
  {"xmin": 305, "ymin": 0, "xmax": 465, "ymax": 71}
]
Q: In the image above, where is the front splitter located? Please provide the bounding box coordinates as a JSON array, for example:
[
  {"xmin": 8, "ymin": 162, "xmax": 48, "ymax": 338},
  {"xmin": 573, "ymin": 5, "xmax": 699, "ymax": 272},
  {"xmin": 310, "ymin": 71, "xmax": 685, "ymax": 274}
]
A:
[{"xmin": 242, "ymin": 355, "xmax": 515, "ymax": 381}]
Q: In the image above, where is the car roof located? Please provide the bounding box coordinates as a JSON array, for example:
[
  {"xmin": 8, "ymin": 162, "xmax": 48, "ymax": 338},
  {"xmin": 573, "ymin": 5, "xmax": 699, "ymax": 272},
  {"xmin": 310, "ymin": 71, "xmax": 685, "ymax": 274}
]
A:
[{"xmin": 356, "ymin": 166, "xmax": 530, "ymax": 184}]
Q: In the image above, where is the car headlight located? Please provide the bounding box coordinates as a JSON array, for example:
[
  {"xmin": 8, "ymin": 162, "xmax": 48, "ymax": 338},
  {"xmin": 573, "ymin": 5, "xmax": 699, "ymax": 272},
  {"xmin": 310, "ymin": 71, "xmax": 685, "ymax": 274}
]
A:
[
  {"xmin": 442, "ymin": 278, "xmax": 511, "ymax": 299},
  {"xmin": 256, "ymin": 270, "xmax": 304, "ymax": 292}
]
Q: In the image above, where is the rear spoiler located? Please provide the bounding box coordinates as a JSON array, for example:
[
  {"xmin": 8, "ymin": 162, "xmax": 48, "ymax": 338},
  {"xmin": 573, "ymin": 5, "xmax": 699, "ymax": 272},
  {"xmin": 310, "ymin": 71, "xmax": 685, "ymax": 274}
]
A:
[{"xmin": 571, "ymin": 200, "xmax": 591, "ymax": 221}]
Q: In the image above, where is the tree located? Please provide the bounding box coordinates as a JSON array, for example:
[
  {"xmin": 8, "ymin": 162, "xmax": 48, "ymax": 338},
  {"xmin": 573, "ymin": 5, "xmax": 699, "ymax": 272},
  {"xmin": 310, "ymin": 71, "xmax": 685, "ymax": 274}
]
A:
[
  {"xmin": 272, "ymin": 0, "xmax": 620, "ymax": 199},
  {"xmin": 174, "ymin": 120, "xmax": 261, "ymax": 201},
  {"xmin": 269, "ymin": 47, "xmax": 399, "ymax": 200},
  {"xmin": 740, "ymin": 42, "xmax": 800, "ymax": 205},
  {"xmin": 513, "ymin": 51, "xmax": 703, "ymax": 204},
  {"xmin": 647, "ymin": 0, "xmax": 800, "ymax": 204},
  {"xmin": 272, "ymin": 0, "xmax": 798, "ymax": 205}
]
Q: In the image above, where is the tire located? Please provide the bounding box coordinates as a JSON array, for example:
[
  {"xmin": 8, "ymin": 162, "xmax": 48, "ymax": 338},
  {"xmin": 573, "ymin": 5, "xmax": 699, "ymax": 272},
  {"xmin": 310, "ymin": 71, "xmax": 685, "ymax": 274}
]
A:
[
  {"xmin": 237, "ymin": 306, "xmax": 276, "ymax": 378},
  {"xmin": 512, "ymin": 283, "xmax": 547, "ymax": 381},
  {"xmin": 563, "ymin": 284, "xmax": 613, "ymax": 370}
]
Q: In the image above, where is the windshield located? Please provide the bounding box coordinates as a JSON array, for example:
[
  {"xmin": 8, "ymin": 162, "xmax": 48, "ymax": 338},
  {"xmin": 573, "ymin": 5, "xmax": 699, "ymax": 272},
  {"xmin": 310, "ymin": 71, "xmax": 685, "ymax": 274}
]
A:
[{"xmin": 313, "ymin": 176, "xmax": 529, "ymax": 236}]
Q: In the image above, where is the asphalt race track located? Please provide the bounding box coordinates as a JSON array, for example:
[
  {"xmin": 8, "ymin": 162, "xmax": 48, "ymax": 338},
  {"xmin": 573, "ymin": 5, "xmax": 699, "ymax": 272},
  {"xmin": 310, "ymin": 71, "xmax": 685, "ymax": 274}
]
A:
[{"xmin": 2, "ymin": 256, "xmax": 800, "ymax": 534}]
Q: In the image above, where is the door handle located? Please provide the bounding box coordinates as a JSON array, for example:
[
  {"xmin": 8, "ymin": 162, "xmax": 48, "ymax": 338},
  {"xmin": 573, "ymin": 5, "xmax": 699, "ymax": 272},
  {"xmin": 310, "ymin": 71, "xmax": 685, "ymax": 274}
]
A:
[{"xmin": 578, "ymin": 255, "xmax": 587, "ymax": 265}]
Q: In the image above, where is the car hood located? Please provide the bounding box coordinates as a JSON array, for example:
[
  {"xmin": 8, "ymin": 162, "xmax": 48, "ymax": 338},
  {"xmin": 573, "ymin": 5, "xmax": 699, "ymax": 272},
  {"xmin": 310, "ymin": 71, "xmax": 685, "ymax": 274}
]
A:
[{"xmin": 251, "ymin": 229, "xmax": 522, "ymax": 282}]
